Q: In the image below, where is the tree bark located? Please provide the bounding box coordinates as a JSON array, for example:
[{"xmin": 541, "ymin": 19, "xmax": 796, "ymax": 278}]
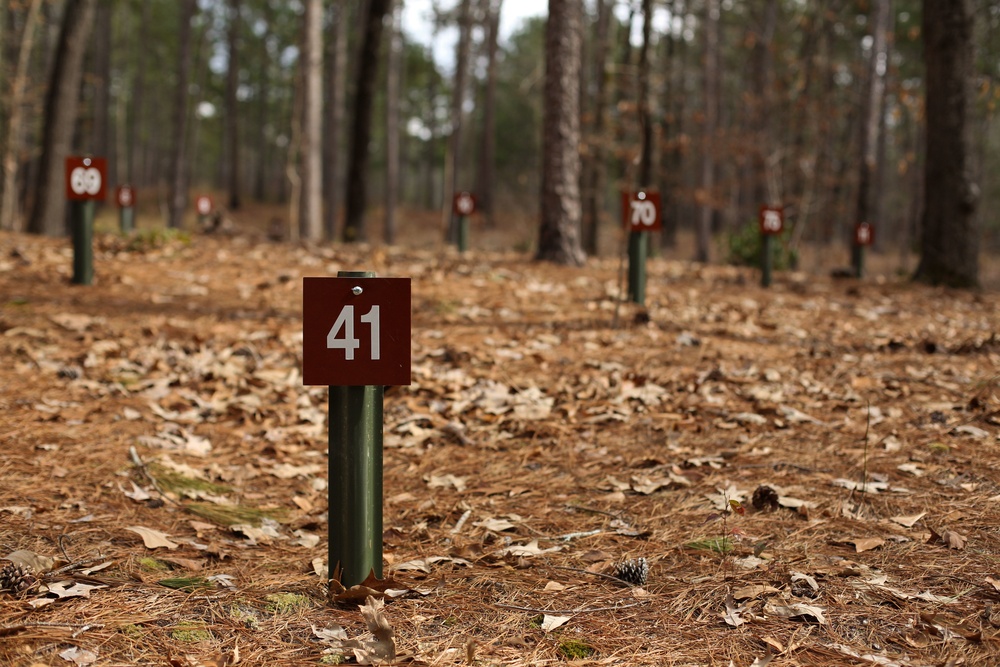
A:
[
  {"xmin": 128, "ymin": 0, "xmax": 151, "ymax": 185},
  {"xmin": 581, "ymin": 0, "xmax": 610, "ymax": 255},
  {"xmin": 343, "ymin": 0, "xmax": 391, "ymax": 242},
  {"xmin": 475, "ymin": 0, "xmax": 502, "ymax": 225},
  {"xmin": 536, "ymin": 0, "xmax": 585, "ymax": 266},
  {"xmin": 167, "ymin": 0, "xmax": 198, "ymax": 229},
  {"xmin": 914, "ymin": 0, "xmax": 979, "ymax": 287},
  {"xmin": 324, "ymin": 0, "xmax": 350, "ymax": 239},
  {"xmin": 27, "ymin": 0, "xmax": 96, "ymax": 236},
  {"xmin": 695, "ymin": 0, "xmax": 719, "ymax": 262},
  {"xmin": 636, "ymin": 0, "xmax": 654, "ymax": 188},
  {"xmin": 854, "ymin": 0, "xmax": 890, "ymax": 241},
  {"xmin": 90, "ymin": 2, "xmax": 112, "ymax": 185},
  {"xmin": 1, "ymin": 0, "xmax": 41, "ymax": 232},
  {"xmin": 385, "ymin": 0, "xmax": 402, "ymax": 245},
  {"xmin": 445, "ymin": 0, "xmax": 474, "ymax": 244},
  {"xmin": 300, "ymin": 0, "xmax": 323, "ymax": 241},
  {"xmin": 225, "ymin": 0, "xmax": 242, "ymax": 210}
]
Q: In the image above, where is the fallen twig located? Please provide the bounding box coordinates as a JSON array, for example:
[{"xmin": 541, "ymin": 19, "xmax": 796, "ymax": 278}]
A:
[{"xmin": 495, "ymin": 600, "xmax": 649, "ymax": 615}]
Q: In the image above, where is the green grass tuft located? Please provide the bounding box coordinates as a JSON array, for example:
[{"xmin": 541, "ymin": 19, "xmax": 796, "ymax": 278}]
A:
[
  {"xmin": 265, "ymin": 592, "xmax": 313, "ymax": 614},
  {"xmin": 184, "ymin": 501, "xmax": 287, "ymax": 526},
  {"xmin": 558, "ymin": 639, "xmax": 594, "ymax": 659},
  {"xmin": 684, "ymin": 536, "xmax": 734, "ymax": 553}
]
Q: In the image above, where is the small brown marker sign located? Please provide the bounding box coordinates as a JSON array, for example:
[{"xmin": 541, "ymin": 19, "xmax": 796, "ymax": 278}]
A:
[
  {"xmin": 759, "ymin": 205, "xmax": 784, "ymax": 235},
  {"xmin": 116, "ymin": 185, "xmax": 135, "ymax": 208},
  {"xmin": 302, "ymin": 277, "xmax": 411, "ymax": 386},
  {"xmin": 621, "ymin": 190, "xmax": 662, "ymax": 231},
  {"xmin": 855, "ymin": 222, "xmax": 874, "ymax": 246},
  {"xmin": 453, "ymin": 192, "xmax": 476, "ymax": 216},
  {"xmin": 65, "ymin": 157, "xmax": 107, "ymax": 201}
]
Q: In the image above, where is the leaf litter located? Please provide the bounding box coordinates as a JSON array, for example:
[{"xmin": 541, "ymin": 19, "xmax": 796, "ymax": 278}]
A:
[{"xmin": 1, "ymin": 230, "xmax": 999, "ymax": 665}]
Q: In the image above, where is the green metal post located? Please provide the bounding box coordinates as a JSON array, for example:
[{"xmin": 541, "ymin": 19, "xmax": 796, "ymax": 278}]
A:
[
  {"xmin": 328, "ymin": 270, "xmax": 384, "ymax": 588},
  {"xmin": 120, "ymin": 206, "xmax": 134, "ymax": 234},
  {"xmin": 761, "ymin": 234, "xmax": 774, "ymax": 288},
  {"xmin": 627, "ymin": 230, "xmax": 648, "ymax": 305},
  {"xmin": 457, "ymin": 215, "xmax": 469, "ymax": 253},
  {"xmin": 852, "ymin": 245, "xmax": 865, "ymax": 278},
  {"xmin": 71, "ymin": 200, "xmax": 94, "ymax": 285}
]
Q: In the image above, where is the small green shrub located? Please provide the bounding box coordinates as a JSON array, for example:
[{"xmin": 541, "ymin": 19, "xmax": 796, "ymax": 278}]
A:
[{"xmin": 725, "ymin": 220, "xmax": 797, "ymax": 271}]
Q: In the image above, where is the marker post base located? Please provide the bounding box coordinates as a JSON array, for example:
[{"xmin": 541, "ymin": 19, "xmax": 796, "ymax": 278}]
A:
[
  {"xmin": 328, "ymin": 384, "xmax": 384, "ymax": 588},
  {"xmin": 761, "ymin": 234, "xmax": 774, "ymax": 288},
  {"xmin": 852, "ymin": 245, "xmax": 866, "ymax": 279},
  {"xmin": 627, "ymin": 231, "xmax": 648, "ymax": 305},
  {"xmin": 457, "ymin": 216, "xmax": 469, "ymax": 253},
  {"xmin": 71, "ymin": 200, "xmax": 95, "ymax": 285},
  {"xmin": 120, "ymin": 207, "xmax": 134, "ymax": 234}
]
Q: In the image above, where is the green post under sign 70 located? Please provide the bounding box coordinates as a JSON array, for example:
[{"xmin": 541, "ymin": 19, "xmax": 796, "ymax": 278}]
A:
[{"xmin": 303, "ymin": 277, "xmax": 411, "ymax": 387}]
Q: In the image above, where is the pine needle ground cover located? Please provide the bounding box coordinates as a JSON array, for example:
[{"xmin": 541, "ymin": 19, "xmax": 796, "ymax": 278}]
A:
[{"xmin": 1, "ymin": 228, "xmax": 998, "ymax": 666}]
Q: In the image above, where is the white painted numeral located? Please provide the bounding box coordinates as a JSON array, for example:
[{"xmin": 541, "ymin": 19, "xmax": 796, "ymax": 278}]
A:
[
  {"xmin": 327, "ymin": 304, "xmax": 380, "ymax": 361},
  {"xmin": 762, "ymin": 210, "xmax": 782, "ymax": 233},
  {"xmin": 630, "ymin": 200, "xmax": 656, "ymax": 226},
  {"xmin": 360, "ymin": 305, "xmax": 380, "ymax": 360}
]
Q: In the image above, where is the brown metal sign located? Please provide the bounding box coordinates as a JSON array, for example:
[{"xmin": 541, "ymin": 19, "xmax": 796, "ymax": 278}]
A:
[
  {"xmin": 302, "ymin": 277, "xmax": 411, "ymax": 386},
  {"xmin": 65, "ymin": 156, "xmax": 107, "ymax": 201},
  {"xmin": 621, "ymin": 191, "xmax": 662, "ymax": 231},
  {"xmin": 855, "ymin": 222, "xmax": 874, "ymax": 246},
  {"xmin": 759, "ymin": 205, "xmax": 784, "ymax": 235},
  {"xmin": 453, "ymin": 192, "xmax": 476, "ymax": 216}
]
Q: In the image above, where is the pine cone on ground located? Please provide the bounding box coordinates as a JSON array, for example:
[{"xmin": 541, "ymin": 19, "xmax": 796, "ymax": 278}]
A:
[
  {"xmin": 612, "ymin": 557, "xmax": 649, "ymax": 587},
  {"xmin": 0, "ymin": 560, "xmax": 38, "ymax": 595}
]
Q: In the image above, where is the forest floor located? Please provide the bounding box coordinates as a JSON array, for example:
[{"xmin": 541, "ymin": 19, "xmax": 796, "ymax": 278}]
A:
[{"xmin": 1, "ymin": 216, "xmax": 999, "ymax": 667}]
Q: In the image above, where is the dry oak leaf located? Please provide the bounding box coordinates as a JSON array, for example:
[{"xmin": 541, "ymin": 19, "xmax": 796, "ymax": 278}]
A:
[
  {"xmin": 541, "ymin": 614, "xmax": 571, "ymax": 632},
  {"xmin": 125, "ymin": 526, "xmax": 180, "ymax": 550},
  {"xmin": 941, "ymin": 530, "xmax": 968, "ymax": 550}
]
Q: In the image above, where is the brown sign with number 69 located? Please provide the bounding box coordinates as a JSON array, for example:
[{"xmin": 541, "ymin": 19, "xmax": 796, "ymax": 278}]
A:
[
  {"xmin": 302, "ymin": 277, "xmax": 411, "ymax": 387},
  {"xmin": 759, "ymin": 206, "xmax": 784, "ymax": 235},
  {"xmin": 621, "ymin": 191, "xmax": 662, "ymax": 231}
]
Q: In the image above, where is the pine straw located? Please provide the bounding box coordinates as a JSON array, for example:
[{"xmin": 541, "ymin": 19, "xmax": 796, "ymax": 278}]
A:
[{"xmin": 2, "ymin": 230, "xmax": 1000, "ymax": 665}]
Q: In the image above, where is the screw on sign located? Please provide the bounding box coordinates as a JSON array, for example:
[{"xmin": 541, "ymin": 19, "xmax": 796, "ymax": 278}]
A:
[
  {"xmin": 621, "ymin": 190, "xmax": 662, "ymax": 231},
  {"xmin": 453, "ymin": 192, "xmax": 476, "ymax": 216},
  {"xmin": 759, "ymin": 206, "xmax": 784, "ymax": 235},
  {"xmin": 855, "ymin": 222, "xmax": 874, "ymax": 246},
  {"xmin": 65, "ymin": 157, "xmax": 107, "ymax": 201}
]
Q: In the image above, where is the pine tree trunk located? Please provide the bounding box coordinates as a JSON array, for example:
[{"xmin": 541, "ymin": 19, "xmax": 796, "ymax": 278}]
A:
[
  {"xmin": 385, "ymin": 0, "xmax": 402, "ymax": 245},
  {"xmin": 225, "ymin": 0, "xmax": 241, "ymax": 210},
  {"xmin": 581, "ymin": 0, "xmax": 610, "ymax": 255},
  {"xmin": 90, "ymin": 3, "xmax": 112, "ymax": 186},
  {"xmin": 475, "ymin": 0, "xmax": 501, "ymax": 226},
  {"xmin": 1, "ymin": 0, "xmax": 41, "ymax": 232},
  {"xmin": 26, "ymin": 0, "xmax": 96, "ymax": 236},
  {"xmin": 536, "ymin": 0, "xmax": 585, "ymax": 266},
  {"xmin": 324, "ymin": 0, "xmax": 350, "ymax": 239},
  {"xmin": 695, "ymin": 0, "xmax": 719, "ymax": 262},
  {"xmin": 343, "ymin": 0, "xmax": 391, "ymax": 242},
  {"xmin": 636, "ymin": 0, "xmax": 653, "ymax": 188},
  {"xmin": 128, "ymin": 0, "xmax": 151, "ymax": 185},
  {"xmin": 915, "ymin": 0, "xmax": 979, "ymax": 287},
  {"xmin": 854, "ymin": 0, "xmax": 890, "ymax": 241},
  {"xmin": 167, "ymin": 0, "xmax": 197, "ymax": 229},
  {"xmin": 300, "ymin": 0, "xmax": 323, "ymax": 241},
  {"xmin": 445, "ymin": 0, "xmax": 473, "ymax": 244}
]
